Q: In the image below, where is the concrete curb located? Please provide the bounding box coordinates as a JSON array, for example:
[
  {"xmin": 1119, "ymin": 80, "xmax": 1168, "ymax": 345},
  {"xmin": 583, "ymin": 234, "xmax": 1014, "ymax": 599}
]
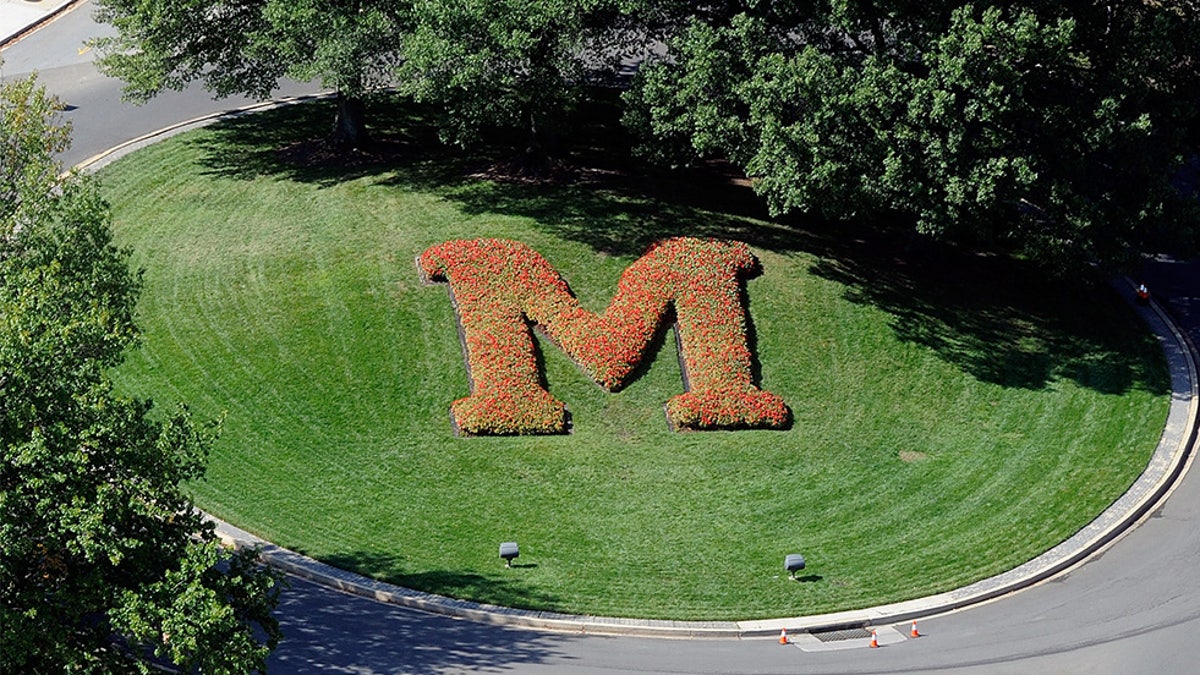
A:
[
  {"xmin": 81, "ymin": 103, "xmax": 1198, "ymax": 639},
  {"xmin": 0, "ymin": 0, "xmax": 81, "ymax": 48},
  {"xmin": 74, "ymin": 93, "xmax": 333, "ymax": 174}
]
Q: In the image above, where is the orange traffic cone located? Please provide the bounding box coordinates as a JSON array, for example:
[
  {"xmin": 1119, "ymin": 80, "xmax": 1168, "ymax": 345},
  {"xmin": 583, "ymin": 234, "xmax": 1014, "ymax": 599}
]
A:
[
  {"xmin": 779, "ymin": 627, "xmax": 789, "ymax": 644},
  {"xmin": 910, "ymin": 621, "xmax": 920, "ymax": 638},
  {"xmin": 869, "ymin": 630, "xmax": 879, "ymax": 648}
]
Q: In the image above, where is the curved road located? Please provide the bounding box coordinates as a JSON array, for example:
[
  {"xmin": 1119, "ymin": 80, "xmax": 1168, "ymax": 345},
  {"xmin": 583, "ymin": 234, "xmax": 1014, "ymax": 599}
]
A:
[{"xmin": 7, "ymin": 4, "xmax": 1200, "ymax": 673}]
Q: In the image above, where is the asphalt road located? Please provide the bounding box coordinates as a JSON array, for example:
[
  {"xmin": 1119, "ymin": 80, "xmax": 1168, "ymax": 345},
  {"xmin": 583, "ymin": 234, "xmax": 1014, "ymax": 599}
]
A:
[
  {"xmin": 6, "ymin": 4, "xmax": 1200, "ymax": 673},
  {"xmin": 0, "ymin": 2, "xmax": 313, "ymax": 168}
]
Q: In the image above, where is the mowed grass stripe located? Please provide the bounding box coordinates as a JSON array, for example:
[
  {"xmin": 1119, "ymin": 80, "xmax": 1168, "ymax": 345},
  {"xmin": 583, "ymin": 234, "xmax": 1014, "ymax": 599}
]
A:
[{"xmin": 99, "ymin": 103, "xmax": 1167, "ymax": 619}]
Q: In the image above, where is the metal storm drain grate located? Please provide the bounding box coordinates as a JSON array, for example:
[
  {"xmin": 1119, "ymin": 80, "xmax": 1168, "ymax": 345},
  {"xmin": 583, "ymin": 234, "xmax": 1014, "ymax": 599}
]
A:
[{"xmin": 809, "ymin": 627, "xmax": 874, "ymax": 642}]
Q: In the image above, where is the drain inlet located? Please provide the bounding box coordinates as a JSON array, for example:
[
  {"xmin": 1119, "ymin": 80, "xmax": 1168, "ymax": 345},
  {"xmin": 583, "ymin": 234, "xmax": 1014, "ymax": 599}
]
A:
[{"xmin": 808, "ymin": 627, "xmax": 874, "ymax": 643}]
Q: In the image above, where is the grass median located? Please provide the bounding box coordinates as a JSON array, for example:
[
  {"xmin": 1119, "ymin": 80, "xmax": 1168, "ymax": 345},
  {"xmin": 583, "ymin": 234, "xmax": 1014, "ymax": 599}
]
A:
[{"xmin": 100, "ymin": 99, "xmax": 1168, "ymax": 620}]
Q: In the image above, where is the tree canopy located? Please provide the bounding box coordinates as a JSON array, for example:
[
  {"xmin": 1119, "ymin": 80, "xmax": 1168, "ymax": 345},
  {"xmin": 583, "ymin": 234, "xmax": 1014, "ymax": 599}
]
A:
[
  {"xmin": 92, "ymin": 0, "xmax": 411, "ymax": 148},
  {"xmin": 92, "ymin": 0, "xmax": 649, "ymax": 163},
  {"xmin": 0, "ymin": 73, "xmax": 281, "ymax": 673},
  {"xmin": 92, "ymin": 0, "xmax": 1200, "ymax": 267},
  {"xmin": 397, "ymin": 0, "xmax": 639, "ymax": 169},
  {"xmin": 627, "ymin": 1, "xmax": 1200, "ymax": 269},
  {"xmin": 1, "ymin": 74, "xmax": 71, "ymax": 230}
]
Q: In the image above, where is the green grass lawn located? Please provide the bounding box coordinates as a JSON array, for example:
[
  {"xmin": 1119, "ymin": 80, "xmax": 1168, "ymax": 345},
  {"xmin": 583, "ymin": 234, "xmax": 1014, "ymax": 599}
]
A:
[{"xmin": 99, "ymin": 100, "xmax": 1168, "ymax": 620}]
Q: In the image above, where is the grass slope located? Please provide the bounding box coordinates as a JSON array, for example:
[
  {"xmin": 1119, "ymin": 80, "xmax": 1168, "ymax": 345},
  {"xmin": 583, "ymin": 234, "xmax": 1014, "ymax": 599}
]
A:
[{"xmin": 100, "ymin": 101, "xmax": 1167, "ymax": 620}]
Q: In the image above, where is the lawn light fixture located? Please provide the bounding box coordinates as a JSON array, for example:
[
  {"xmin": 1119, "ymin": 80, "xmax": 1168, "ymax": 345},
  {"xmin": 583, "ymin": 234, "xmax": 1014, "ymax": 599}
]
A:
[
  {"xmin": 500, "ymin": 542, "xmax": 519, "ymax": 567},
  {"xmin": 785, "ymin": 554, "xmax": 806, "ymax": 580}
]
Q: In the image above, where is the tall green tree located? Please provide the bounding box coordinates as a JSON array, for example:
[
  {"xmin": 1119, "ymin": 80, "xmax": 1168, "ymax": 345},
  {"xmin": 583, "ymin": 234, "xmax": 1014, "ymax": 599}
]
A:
[
  {"xmin": 0, "ymin": 74, "xmax": 71, "ymax": 231},
  {"xmin": 398, "ymin": 0, "xmax": 643, "ymax": 169},
  {"xmin": 92, "ymin": 0, "xmax": 411, "ymax": 149},
  {"xmin": 1, "ymin": 73, "xmax": 281, "ymax": 673},
  {"xmin": 627, "ymin": 1, "xmax": 1200, "ymax": 269}
]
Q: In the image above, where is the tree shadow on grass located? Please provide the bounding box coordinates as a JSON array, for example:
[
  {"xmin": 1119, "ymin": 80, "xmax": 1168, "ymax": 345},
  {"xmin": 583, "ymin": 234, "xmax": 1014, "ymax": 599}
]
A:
[
  {"xmin": 793, "ymin": 219, "xmax": 1169, "ymax": 394},
  {"xmin": 191, "ymin": 96, "xmax": 452, "ymax": 188},
  {"xmin": 190, "ymin": 94, "xmax": 1169, "ymax": 397},
  {"xmin": 320, "ymin": 551, "xmax": 565, "ymax": 613},
  {"xmin": 192, "ymin": 93, "xmax": 803, "ymax": 255}
]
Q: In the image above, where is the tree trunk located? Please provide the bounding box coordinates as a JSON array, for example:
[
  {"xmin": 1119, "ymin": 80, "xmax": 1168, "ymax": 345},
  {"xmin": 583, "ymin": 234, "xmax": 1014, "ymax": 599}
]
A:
[
  {"xmin": 329, "ymin": 92, "xmax": 369, "ymax": 150},
  {"xmin": 523, "ymin": 111, "xmax": 560, "ymax": 175}
]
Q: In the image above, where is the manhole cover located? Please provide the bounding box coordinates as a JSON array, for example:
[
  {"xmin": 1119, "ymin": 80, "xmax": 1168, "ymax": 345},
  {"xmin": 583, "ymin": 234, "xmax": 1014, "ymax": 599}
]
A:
[{"xmin": 809, "ymin": 627, "xmax": 874, "ymax": 642}]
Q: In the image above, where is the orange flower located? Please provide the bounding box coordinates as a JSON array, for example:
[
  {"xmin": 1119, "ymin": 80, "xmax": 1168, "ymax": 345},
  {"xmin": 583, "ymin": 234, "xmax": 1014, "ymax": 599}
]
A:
[{"xmin": 420, "ymin": 238, "xmax": 790, "ymax": 434}]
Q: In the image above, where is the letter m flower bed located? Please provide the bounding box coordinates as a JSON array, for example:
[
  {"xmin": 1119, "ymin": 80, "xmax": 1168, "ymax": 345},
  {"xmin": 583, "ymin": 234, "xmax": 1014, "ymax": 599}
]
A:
[{"xmin": 418, "ymin": 237, "xmax": 790, "ymax": 434}]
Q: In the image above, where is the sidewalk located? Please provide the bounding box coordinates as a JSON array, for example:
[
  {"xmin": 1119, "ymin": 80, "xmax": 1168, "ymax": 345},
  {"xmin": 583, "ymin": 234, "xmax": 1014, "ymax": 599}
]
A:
[{"xmin": 0, "ymin": 0, "xmax": 76, "ymax": 47}]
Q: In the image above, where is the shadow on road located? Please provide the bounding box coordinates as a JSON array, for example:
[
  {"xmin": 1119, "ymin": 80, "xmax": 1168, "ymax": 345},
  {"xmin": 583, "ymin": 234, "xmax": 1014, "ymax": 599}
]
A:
[{"xmin": 271, "ymin": 575, "xmax": 577, "ymax": 674}]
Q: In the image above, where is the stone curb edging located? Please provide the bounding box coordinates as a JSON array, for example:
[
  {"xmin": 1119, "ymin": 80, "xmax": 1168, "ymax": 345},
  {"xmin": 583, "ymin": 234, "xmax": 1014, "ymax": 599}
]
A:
[
  {"xmin": 78, "ymin": 102, "xmax": 1198, "ymax": 639},
  {"xmin": 74, "ymin": 92, "xmax": 334, "ymax": 174},
  {"xmin": 0, "ymin": 0, "xmax": 83, "ymax": 49}
]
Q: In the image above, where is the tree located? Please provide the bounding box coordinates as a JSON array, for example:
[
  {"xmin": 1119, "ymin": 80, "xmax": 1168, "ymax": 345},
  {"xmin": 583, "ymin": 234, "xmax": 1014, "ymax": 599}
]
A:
[
  {"xmin": 0, "ymin": 73, "xmax": 71, "ymax": 231},
  {"xmin": 626, "ymin": 1, "xmax": 1200, "ymax": 270},
  {"xmin": 0, "ymin": 73, "xmax": 282, "ymax": 673},
  {"xmin": 91, "ymin": 0, "xmax": 411, "ymax": 149},
  {"xmin": 397, "ymin": 0, "xmax": 643, "ymax": 170}
]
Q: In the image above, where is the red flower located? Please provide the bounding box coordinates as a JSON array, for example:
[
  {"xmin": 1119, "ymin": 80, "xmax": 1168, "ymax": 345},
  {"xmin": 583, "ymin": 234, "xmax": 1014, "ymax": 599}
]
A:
[{"xmin": 420, "ymin": 238, "xmax": 790, "ymax": 434}]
